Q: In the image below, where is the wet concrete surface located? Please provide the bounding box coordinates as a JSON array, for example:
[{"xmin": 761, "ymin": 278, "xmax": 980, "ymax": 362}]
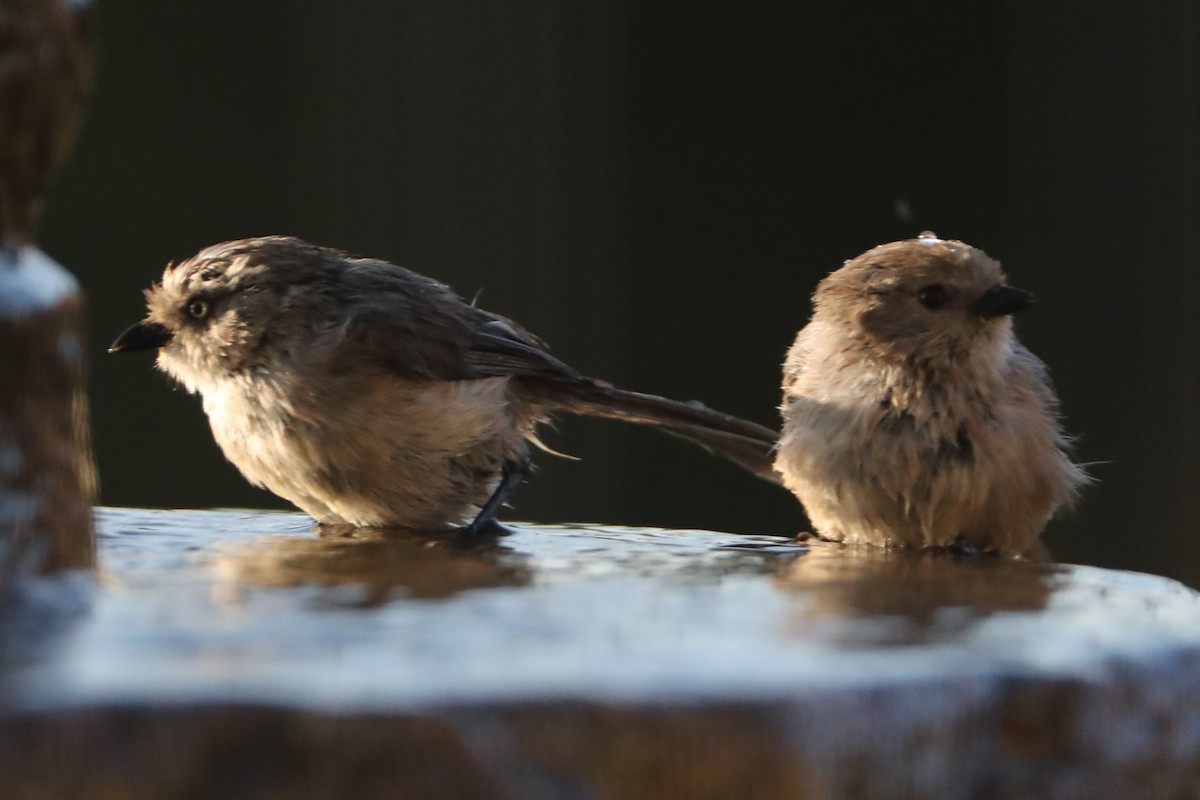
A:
[{"xmin": 2, "ymin": 507, "xmax": 1200, "ymax": 798}]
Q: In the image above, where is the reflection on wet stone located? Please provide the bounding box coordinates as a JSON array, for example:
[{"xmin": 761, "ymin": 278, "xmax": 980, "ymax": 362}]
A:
[
  {"xmin": 779, "ymin": 543, "xmax": 1055, "ymax": 646},
  {"xmin": 214, "ymin": 524, "xmax": 531, "ymax": 605}
]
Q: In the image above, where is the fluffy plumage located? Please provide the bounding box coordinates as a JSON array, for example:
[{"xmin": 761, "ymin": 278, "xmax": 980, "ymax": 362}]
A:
[{"xmin": 776, "ymin": 235, "xmax": 1088, "ymax": 556}]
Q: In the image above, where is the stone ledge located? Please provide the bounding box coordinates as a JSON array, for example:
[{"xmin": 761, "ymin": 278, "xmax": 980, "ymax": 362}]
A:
[
  {"xmin": 1, "ymin": 508, "xmax": 1199, "ymax": 798},
  {"xmin": 0, "ymin": 246, "xmax": 95, "ymax": 579}
]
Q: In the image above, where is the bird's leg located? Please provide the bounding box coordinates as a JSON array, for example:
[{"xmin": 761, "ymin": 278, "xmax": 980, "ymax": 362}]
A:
[
  {"xmin": 948, "ymin": 534, "xmax": 996, "ymax": 557},
  {"xmin": 794, "ymin": 530, "xmax": 838, "ymax": 545},
  {"xmin": 463, "ymin": 455, "xmax": 531, "ymax": 537}
]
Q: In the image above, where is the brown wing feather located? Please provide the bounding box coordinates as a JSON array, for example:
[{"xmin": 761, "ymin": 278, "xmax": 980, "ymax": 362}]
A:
[{"xmin": 333, "ymin": 259, "xmax": 575, "ymax": 383}]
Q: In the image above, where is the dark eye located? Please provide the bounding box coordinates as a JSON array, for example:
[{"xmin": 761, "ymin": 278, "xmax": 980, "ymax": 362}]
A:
[
  {"xmin": 917, "ymin": 284, "xmax": 948, "ymax": 310},
  {"xmin": 186, "ymin": 298, "xmax": 210, "ymax": 320}
]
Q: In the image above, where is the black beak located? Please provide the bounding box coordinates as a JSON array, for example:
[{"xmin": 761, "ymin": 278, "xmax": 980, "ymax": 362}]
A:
[
  {"xmin": 972, "ymin": 285, "xmax": 1035, "ymax": 318},
  {"xmin": 108, "ymin": 320, "xmax": 172, "ymax": 353}
]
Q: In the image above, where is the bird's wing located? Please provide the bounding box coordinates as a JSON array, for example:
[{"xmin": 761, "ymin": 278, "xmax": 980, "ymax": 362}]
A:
[
  {"xmin": 462, "ymin": 317, "xmax": 582, "ymax": 382},
  {"xmin": 331, "ymin": 261, "xmax": 579, "ymax": 383}
]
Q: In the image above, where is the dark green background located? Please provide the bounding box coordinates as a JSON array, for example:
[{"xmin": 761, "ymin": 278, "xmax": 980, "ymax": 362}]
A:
[{"xmin": 39, "ymin": 3, "xmax": 1200, "ymax": 585}]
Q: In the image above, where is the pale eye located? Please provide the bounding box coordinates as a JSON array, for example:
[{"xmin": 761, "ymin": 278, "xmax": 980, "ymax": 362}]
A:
[
  {"xmin": 917, "ymin": 284, "xmax": 948, "ymax": 310},
  {"xmin": 186, "ymin": 298, "xmax": 210, "ymax": 320}
]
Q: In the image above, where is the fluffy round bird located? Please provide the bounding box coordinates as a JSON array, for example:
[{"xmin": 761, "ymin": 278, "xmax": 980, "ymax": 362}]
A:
[
  {"xmin": 111, "ymin": 236, "xmax": 779, "ymax": 533},
  {"xmin": 775, "ymin": 234, "xmax": 1088, "ymax": 556}
]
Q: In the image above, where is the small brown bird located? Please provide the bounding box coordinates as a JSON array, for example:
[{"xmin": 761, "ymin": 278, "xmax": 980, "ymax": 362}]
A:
[
  {"xmin": 110, "ymin": 236, "xmax": 779, "ymax": 533},
  {"xmin": 775, "ymin": 234, "xmax": 1088, "ymax": 556}
]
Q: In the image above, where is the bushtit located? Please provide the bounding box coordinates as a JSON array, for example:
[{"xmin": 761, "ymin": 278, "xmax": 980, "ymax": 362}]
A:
[
  {"xmin": 110, "ymin": 236, "xmax": 779, "ymax": 533},
  {"xmin": 776, "ymin": 234, "xmax": 1088, "ymax": 556}
]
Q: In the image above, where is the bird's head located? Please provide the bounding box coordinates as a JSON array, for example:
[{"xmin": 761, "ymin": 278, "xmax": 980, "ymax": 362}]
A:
[
  {"xmin": 108, "ymin": 236, "xmax": 331, "ymax": 393},
  {"xmin": 813, "ymin": 233, "xmax": 1033, "ymax": 368}
]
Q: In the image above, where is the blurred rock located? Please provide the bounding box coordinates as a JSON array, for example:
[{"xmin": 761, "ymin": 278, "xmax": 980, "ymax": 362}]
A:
[
  {"xmin": 0, "ymin": 0, "xmax": 98, "ymax": 578},
  {"xmin": 0, "ymin": 0, "xmax": 94, "ymax": 244}
]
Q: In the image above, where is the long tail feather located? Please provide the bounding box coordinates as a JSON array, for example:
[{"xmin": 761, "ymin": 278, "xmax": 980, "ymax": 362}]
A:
[{"xmin": 525, "ymin": 379, "xmax": 781, "ymax": 484}]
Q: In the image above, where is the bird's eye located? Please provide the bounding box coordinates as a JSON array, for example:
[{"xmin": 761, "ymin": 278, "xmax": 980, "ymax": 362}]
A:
[
  {"xmin": 917, "ymin": 284, "xmax": 949, "ymax": 310},
  {"xmin": 186, "ymin": 298, "xmax": 210, "ymax": 320}
]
